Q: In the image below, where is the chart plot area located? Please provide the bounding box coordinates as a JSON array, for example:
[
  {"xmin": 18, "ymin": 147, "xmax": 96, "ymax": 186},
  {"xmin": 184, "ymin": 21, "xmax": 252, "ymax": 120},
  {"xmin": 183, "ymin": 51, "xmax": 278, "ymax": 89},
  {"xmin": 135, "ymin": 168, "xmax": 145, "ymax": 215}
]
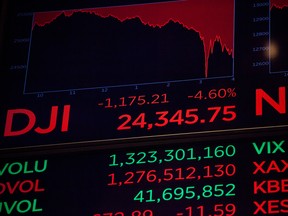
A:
[
  {"xmin": 25, "ymin": 0, "xmax": 234, "ymax": 93},
  {"xmin": 270, "ymin": 0, "xmax": 288, "ymax": 74}
]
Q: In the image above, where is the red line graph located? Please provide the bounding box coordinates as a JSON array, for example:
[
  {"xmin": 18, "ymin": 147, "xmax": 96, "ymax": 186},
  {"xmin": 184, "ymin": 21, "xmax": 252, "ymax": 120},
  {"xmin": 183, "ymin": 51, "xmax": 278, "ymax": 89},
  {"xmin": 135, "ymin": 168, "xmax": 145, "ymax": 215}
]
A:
[
  {"xmin": 33, "ymin": 0, "xmax": 234, "ymax": 77},
  {"xmin": 270, "ymin": 0, "xmax": 288, "ymax": 9}
]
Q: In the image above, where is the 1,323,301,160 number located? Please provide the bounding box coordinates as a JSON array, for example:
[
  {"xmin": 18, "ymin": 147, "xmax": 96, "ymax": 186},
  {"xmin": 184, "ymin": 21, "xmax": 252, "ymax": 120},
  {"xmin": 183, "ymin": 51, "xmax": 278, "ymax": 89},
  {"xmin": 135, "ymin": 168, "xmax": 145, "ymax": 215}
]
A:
[{"xmin": 117, "ymin": 106, "xmax": 236, "ymax": 130}]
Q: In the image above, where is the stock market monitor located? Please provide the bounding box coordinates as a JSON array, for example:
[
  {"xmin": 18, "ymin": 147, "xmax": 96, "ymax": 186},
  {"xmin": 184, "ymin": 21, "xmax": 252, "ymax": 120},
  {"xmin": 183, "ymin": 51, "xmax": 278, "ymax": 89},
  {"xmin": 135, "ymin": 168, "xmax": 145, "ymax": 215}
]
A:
[{"xmin": 0, "ymin": 0, "xmax": 287, "ymax": 215}]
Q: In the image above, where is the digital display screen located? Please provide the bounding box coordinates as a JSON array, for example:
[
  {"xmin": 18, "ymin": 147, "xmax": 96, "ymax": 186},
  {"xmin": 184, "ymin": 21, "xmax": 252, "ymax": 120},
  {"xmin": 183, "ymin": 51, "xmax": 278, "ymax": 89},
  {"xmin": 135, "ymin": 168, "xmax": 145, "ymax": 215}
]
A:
[
  {"xmin": 0, "ymin": 0, "xmax": 287, "ymax": 215},
  {"xmin": 0, "ymin": 0, "xmax": 287, "ymax": 148},
  {"xmin": 1, "ymin": 134, "xmax": 287, "ymax": 215}
]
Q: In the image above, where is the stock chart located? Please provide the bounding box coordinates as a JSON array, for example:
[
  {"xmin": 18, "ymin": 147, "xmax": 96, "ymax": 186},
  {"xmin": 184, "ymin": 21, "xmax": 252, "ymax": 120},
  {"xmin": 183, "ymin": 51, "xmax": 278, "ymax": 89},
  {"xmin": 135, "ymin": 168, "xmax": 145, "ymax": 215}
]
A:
[{"xmin": 0, "ymin": 0, "xmax": 287, "ymax": 215}]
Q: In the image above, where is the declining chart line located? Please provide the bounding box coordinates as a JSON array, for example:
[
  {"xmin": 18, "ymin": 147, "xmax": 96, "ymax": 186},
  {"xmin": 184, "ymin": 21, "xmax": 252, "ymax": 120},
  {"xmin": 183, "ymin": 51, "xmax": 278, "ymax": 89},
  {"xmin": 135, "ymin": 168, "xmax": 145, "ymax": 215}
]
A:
[
  {"xmin": 26, "ymin": 0, "xmax": 235, "ymax": 93},
  {"xmin": 269, "ymin": 0, "xmax": 288, "ymax": 74}
]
